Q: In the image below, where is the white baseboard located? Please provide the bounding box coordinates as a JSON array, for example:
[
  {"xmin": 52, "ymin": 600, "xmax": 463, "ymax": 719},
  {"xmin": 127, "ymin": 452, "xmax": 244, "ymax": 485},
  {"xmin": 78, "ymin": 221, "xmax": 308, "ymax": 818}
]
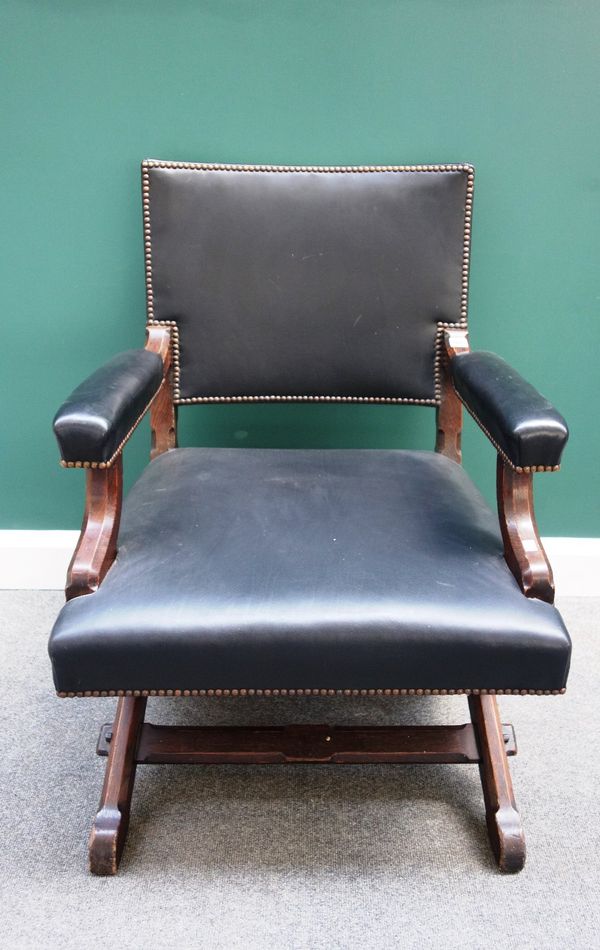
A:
[
  {"xmin": 539, "ymin": 538, "xmax": 600, "ymax": 597},
  {"xmin": 0, "ymin": 530, "xmax": 79, "ymax": 591},
  {"xmin": 0, "ymin": 530, "xmax": 598, "ymax": 597}
]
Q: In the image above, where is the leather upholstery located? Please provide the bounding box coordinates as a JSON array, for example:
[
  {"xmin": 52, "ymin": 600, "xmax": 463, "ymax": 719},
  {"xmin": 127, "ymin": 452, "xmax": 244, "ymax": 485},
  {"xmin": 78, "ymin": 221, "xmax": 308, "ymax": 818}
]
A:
[
  {"xmin": 49, "ymin": 448, "xmax": 571, "ymax": 694},
  {"xmin": 53, "ymin": 349, "xmax": 163, "ymax": 464},
  {"xmin": 451, "ymin": 351, "xmax": 569, "ymax": 469},
  {"xmin": 145, "ymin": 164, "xmax": 470, "ymax": 402}
]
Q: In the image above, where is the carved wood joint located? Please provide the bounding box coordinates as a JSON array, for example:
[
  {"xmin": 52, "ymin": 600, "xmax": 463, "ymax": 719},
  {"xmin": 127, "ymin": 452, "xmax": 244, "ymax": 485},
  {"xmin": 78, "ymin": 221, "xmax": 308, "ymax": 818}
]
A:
[
  {"xmin": 435, "ymin": 328, "xmax": 470, "ymax": 463},
  {"xmin": 145, "ymin": 324, "xmax": 171, "ymax": 369},
  {"xmin": 496, "ymin": 455, "xmax": 554, "ymax": 603},
  {"xmin": 145, "ymin": 325, "xmax": 177, "ymax": 460}
]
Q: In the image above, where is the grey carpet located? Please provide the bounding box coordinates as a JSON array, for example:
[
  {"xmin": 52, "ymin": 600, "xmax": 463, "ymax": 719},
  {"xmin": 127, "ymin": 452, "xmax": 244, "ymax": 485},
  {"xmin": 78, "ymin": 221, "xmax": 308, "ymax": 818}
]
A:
[{"xmin": 0, "ymin": 592, "xmax": 598, "ymax": 950}]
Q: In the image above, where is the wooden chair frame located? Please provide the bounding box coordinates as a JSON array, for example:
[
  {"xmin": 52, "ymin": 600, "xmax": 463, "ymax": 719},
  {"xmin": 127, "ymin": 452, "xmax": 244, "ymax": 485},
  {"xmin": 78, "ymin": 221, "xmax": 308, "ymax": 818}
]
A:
[{"xmin": 67, "ymin": 325, "xmax": 555, "ymax": 875}]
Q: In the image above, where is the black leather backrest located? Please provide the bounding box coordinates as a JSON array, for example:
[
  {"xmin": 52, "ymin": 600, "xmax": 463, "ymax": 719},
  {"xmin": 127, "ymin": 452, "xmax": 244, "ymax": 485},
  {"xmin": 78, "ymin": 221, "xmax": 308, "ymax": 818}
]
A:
[{"xmin": 143, "ymin": 161, "xmax": 473, "ymax": 405}]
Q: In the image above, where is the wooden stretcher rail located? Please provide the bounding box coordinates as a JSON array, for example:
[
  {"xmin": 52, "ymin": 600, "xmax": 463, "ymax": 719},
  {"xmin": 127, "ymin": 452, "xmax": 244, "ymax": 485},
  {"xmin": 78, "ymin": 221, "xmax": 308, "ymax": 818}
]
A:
[{"xmin": 96, "ymin": 720, "xmax": 517, "ymax": 766}]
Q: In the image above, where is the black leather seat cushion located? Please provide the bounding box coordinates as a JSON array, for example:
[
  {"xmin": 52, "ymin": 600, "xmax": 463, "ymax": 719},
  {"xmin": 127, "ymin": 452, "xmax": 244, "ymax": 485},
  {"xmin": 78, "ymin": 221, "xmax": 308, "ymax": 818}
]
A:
[{"xmin": 49, "ymin": 448, "xmax": 571, "ymax": 695}]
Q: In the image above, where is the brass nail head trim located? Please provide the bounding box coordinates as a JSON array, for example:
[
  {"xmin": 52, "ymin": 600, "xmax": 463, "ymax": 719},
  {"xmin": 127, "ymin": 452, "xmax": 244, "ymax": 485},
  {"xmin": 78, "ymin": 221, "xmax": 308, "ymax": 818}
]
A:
[{"xmin": 57, "ymin": 685, "xmax": 566, "ymax": 698}]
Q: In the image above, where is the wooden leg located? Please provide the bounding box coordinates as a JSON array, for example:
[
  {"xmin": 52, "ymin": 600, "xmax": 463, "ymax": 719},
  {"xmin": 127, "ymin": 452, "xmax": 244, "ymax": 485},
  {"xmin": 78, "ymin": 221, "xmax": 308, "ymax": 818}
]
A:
[
  {"xmin": 469, "ymin": 694, "xmax": 526, "ymax": 873},
  {"xmin": 88, "ymin": 696, "xmax": 147, "ymax": 876}
]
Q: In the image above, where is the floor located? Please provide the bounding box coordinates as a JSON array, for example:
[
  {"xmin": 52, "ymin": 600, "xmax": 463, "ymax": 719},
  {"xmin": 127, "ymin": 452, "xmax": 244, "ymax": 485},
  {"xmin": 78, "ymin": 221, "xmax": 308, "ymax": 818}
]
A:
[{"xmin": 1, "ymin": 592, "xmax": 598, "ymax": 949}]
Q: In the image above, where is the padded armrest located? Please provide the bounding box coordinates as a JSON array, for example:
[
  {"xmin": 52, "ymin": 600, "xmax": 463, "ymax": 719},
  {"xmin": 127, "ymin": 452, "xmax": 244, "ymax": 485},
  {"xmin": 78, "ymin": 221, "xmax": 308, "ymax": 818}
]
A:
[
  {"xmin": 450, "ymin": 351, "xmax": 568, "ymax": 471},
  {"xmin": 53, "ymin": 349, "xmax": 164, "ymax": 466}
]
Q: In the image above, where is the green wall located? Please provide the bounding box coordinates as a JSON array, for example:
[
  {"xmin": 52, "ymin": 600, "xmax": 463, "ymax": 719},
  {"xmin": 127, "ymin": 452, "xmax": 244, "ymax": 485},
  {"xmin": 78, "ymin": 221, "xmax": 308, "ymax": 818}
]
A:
[{"xmin": 2, "ymin": 1, "xmax": 599, "ymax": 534}]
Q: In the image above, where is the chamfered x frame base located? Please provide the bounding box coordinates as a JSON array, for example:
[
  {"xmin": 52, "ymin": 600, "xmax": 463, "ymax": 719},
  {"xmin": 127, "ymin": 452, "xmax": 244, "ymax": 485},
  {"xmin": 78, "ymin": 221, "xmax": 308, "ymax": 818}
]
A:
[{"xmin": 88, "ymin": 694, "xmax": 526, "ymax": 875}]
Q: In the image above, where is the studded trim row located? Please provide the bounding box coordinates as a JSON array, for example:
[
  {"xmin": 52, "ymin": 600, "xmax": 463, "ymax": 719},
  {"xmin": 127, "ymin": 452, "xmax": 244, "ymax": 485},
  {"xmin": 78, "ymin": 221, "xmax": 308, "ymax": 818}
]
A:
[
  {"xmin": 142, "ymin": 160, "xmax": 474, "ymax": 406},
  {"xmin": 452, "ymin": 386, "xmax": 561, "ymax": 473},
  {"xmin": 57, "ymin": 686, "xmax": 566, "ymax": 698}
]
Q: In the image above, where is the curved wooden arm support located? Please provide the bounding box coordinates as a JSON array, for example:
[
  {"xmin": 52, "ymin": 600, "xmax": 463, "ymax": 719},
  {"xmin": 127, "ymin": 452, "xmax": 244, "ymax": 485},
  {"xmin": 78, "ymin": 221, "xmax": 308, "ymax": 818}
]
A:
[
  {"xmin": 438, "ymin": 330, "xmax": 554, "ymax": 603},
  {"xmin": 66, "ymin": 457, "xmax": 123, "ymax": 600},
  {"xmin": 435, "ymin": 328, "xmax": 470, "ymax": 463},
  {"xmin": 496, "ymin": 455, "xmax": 554, "ymax": 603},
  {"xmin": 145, "ymin": 325, "xmax": 177, "ymax": 460},
  {"xmin": 65, "ymin": 326, "xmax": 176, "ymax": 601}
]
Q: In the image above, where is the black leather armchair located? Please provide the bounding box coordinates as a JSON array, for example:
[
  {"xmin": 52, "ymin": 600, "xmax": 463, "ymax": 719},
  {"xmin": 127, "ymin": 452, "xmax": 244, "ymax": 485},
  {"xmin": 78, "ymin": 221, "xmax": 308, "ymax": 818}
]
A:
[{"xmin": 49, "ymin": 161, "xmax": 571, "ymax": 875}]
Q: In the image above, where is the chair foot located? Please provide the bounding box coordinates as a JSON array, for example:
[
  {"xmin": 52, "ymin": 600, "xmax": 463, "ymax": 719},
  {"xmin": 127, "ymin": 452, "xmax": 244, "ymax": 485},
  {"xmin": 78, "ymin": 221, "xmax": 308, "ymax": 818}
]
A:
[
  {"xmin": 89, "ymin": 696, "xmax": 146, "ymax": 875},
  {"xmin": 468, "ymin": 694, "xmax": 526, "ymax": 873},
  {"xmin": 88, "ymin": 805, "xmax": 128, "ymax": 876}
]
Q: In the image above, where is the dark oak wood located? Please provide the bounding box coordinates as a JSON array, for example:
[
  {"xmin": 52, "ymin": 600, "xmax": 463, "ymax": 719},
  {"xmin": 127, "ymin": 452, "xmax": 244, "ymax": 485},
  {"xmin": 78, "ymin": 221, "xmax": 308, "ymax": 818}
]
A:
[
  {"xmin": 65, "ymin": 456, "xmax": 123, "ymax": 600},
  {"xmin": 96, "ymin": 720, "xmax": 517, "ymax": 766},
  {"xmin": 497, "ymin": 455, "xmax": 555, "ymax": 603},
  {"xmin": 145, "ymin": 325, "xmax": 177, "ymax": 460},
  {"xmin": 469, "ymin": 694, "xmax": 526, "ymax": 873},
  {"xmin": 89, "ymin": 696, "xmax": 147, "ymax": 876},
  {"xmin": 436, "ymin": 328, "xmax": 470, "ymax": 462}
]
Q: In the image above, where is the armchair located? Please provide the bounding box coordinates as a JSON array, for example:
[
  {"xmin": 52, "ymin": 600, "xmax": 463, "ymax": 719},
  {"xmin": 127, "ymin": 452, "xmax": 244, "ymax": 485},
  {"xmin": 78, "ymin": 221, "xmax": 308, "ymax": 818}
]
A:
[{"xmin": 49, "ymin": 161, "xmax": 570, "ymax": 875}]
